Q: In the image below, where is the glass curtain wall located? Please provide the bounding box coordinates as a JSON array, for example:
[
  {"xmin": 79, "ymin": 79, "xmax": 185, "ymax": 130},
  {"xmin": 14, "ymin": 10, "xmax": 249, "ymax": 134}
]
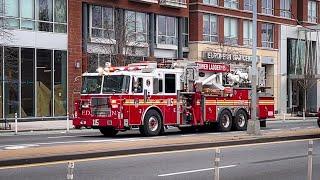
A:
[
  {"xmin": 36, "ymin": 49, "xmax": 52, "ymax": 117},
  {"xmin": 0, "ymin": 47, "xmax": 67, "ymax": 118},
  {"xmin": 54, "ymin": 50, "xmax": 67, "ymax": 116},
  {"xmin": 21, "ymin": 48, "xmax": 35, "ymax": 117},
  {"xmin": 4, "ymin": 47, "xmax": 19, "ymax": 117},
  {"xmin": 0, "ymin": 0, "xmax": 67, "ymax": 32}
]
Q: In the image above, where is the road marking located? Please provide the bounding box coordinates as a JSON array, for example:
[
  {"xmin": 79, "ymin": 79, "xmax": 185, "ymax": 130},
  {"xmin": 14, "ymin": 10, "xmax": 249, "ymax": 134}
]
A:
[
  {"xmin": 181, "ymin": 134, "xmax": 196, "ymax": 137},
  {"xmin": 0, "ymin": 138, "xmax": 151, "ymax": 149},
  {"xmin": 270, "ymin": 129, "xmax": 281, "ymax": 131},
  {"xmin": 0, "ymin": 138, "xmax": 319, "ymax": 170},
  {"xmin": 4, "ymin": 144, "xmax": 39, "ymax": 150},
  {"xmin": 48, "ymin": 136, "xmax": 79, "ymax": 139},
  {"xmin": 158, "ymin": 165, "xmax": 237, "ymax": 177},
  {"xmin": 290, "ymin": 127, "xmax": 301, "ymax": 130}
]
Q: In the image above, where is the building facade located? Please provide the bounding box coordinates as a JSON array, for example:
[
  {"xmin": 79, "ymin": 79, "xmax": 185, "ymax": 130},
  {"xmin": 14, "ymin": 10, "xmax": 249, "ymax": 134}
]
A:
[
  {"xmin": 68, "ymin": 0, "xmax": 189, "ymax": 111},
  {"xmin": 189, "ymin": 0, "xmax": 320, "ymax": 114},
  {"xmin": 0, "ymin": 0, "xmax": 68, "ymax": 119}
]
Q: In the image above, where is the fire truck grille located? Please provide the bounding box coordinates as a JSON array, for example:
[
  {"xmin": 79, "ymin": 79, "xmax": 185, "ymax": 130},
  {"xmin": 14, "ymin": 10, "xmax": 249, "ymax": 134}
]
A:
[{"xmin": 91, "ymin": 98, "xmax": 111, "ymax": 116}]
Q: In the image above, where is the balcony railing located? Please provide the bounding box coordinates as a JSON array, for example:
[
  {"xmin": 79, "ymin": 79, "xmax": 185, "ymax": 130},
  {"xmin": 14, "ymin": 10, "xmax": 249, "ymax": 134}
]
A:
[
  {"xmin": 160, "ymin": 0, "xmax": 187, "ymax": 8},
  {"xmin": 130, "ymin": 0, "xmax": 158, "ymax": 4}
]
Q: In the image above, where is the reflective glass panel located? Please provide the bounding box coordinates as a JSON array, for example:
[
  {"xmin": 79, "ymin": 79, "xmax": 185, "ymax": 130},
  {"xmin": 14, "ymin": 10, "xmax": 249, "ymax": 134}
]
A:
[
  {"xmin": 36, "ymin": 49, "xmax": 52, "ymax": 116},
  {"xmin": 21, "ymin": 48, "xmax": 35, "ymax": 117}
]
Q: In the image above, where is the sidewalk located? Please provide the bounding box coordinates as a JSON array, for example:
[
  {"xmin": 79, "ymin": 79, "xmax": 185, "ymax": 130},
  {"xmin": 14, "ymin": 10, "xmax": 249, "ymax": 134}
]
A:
[{"xmin": 0, "ymin": 115, "xmax": 317, "ymax": 133}]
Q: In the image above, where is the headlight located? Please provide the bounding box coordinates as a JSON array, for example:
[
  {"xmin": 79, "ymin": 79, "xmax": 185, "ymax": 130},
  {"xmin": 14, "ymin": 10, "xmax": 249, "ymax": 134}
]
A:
[{"xmin": 81, "ymin": 100, "xmax": 90, "ymax": 108}]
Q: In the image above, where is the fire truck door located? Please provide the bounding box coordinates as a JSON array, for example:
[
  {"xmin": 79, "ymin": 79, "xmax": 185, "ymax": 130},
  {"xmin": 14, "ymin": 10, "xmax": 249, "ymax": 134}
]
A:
[
  {"xmin": 129, "ymin": 77, "xmax": 145, "ymax": 125},
  {"xmin": 163, "ymin": 74, "xmax": 177, "ymax": 124}
]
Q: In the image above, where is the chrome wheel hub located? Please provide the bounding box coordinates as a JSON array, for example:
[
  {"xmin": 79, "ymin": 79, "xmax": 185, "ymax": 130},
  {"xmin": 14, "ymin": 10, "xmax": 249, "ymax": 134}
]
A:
[
  {"xmin": 148, "ymin": 116, "xmax": 159, "ymax": 132},
  {"xmin": 222, "ymin": 115, "xmax": 230, "ymax": 128}
]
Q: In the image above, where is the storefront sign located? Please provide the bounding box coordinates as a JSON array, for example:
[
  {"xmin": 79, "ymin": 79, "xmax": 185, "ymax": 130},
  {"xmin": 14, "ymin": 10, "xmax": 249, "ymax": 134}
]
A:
[
  {"xmin": 196, "ymin": 62, "xmax": 230, "ymax": 72},
  {"xmin": 202, "ymin": 51, "xmax": 252, "ymax": 62}
]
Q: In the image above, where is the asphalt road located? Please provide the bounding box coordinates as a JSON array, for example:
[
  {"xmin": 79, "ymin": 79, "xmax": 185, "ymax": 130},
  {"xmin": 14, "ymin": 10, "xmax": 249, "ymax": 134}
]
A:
[
  {"xmin": 0, "ymin": 138, "xmax": 319, "ymax": 180},
  {"xmin": 0, "ymin": 119, "xmax": 318, "ymax": 150}
]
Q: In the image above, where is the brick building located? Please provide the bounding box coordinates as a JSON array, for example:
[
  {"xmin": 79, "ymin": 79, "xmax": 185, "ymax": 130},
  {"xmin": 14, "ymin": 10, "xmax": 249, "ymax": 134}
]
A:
[
  {"xmin": 188, "ymin": 0, "xmax": 320, "ymax": 114},
  {"xmin": 68, "ymin": 0, "xmax": 189, "ymax": 111}
]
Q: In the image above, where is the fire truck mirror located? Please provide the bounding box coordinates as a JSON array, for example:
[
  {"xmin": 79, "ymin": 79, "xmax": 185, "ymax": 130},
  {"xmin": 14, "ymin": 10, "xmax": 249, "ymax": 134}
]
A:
[
  {"xmin": 144, "ymin": 89, "xmax": 148, "ymax": 102},
  {"xmin": 132, "ymin": 77, "xmax": 143, "ymax": 93},
  {"xmin": 153, "ymin": 78, "xmax": 159, "ymax": 94}
]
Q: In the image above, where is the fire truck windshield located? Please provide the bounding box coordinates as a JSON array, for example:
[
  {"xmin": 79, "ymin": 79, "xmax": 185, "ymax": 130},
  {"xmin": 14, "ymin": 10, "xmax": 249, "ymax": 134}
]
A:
[
  {"xmin": 81, "ymin": 76, "xmax": 102, "ymax": 94},
  {"xmin": 102, "ymin": 75, "xmax": 130, "ymax": 93}
]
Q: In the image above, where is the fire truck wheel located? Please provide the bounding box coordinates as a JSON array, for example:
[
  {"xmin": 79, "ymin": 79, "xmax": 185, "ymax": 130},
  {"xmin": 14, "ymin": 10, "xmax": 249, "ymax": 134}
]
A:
[
  {"xmin": 217, "ymin": 110, "xmax": 233, "ymax": 132},
  {"xmin": 99, "ymin": 127, "xmax": 119, "ymax": 137},
  {"xmin": 140, "ymin": 110, "xmax": 163, "ymax": 136},
  {"xmin": 233, "ymin": 109, "xmax": 248, "ymax": 131}
]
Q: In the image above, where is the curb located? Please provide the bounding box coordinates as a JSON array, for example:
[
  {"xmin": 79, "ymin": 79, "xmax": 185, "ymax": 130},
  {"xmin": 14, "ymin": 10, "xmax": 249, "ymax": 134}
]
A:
[{"xmin": 1, "ymin": 133, "xmax": 319, "ymax": 168}]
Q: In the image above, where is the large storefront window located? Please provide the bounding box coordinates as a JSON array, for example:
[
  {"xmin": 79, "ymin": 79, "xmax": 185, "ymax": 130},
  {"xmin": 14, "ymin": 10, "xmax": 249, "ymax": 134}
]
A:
[
  {"xmin": 158, "ymin": 15, "xmax": 177, "ymax": 45},
  {"xmin": 37, "ymin": 49, "xmax": 52, "ymax": 117},
  {"xmin": 0, "ymin": 47, "xmax": 67, "ymax": 118},
  {"xmin": 0, "ymin": 0, "xmax": 67, "ymax": 33},
  {"xmin": 4, "ymin": 47, "xmax": 19, "ymax": 118},
  {"xmin": 21, "ymin": 48, "xmax": 35, "ymax": 117},
  {"xmin": 54, "ymin": 50, "xmax": 67, "ymax": 116}
]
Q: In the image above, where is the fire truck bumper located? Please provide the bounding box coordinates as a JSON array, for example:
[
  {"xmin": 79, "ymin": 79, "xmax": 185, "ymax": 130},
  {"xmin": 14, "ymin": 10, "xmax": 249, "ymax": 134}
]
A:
[{"xmin": 73, "ymin": 117, "xmax": 123, "ymax": 129}]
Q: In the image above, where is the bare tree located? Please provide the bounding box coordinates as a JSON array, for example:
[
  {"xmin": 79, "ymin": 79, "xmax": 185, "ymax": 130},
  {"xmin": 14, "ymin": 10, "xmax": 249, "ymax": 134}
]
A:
[
  {"xmin": 294, "ymin": 30, "xmax": 320, "ymax": 114},
  {"xmin": 89, "ymin": 10, "xmax": 148, "ymax": 68}
]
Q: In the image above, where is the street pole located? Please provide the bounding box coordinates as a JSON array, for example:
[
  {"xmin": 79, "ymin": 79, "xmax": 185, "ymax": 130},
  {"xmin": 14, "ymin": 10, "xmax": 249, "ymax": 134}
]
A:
[
  {"xmin": 307, "ymin": 140, "xmax": 313, "ymax": 180},
  {"xmin": 214, "ymin": 148, "xmax": 220, "ymax": 180},
  {"xmin": 247, "ymin": 0, "xmax": 261, "ymax": 135}
]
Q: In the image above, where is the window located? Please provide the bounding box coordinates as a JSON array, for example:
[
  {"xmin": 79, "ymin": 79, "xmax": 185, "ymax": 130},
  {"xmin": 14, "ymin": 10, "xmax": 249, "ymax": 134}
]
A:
[
  {"xmin": 203, "ymin": 14, "xmax": 218, "ymax": 42},
  {"xmin": 54, "ymin": 50, "xmax": 67, "ymax": 116},
  {"xmin": 54, "ymin": 0, "xmax": 67, "ymax": 33},
  {"xmin": 165, "ymin": 74, "xmax": 176, "ymax": 93},
  {"xmin": 243, "ymin": 20, "xmax": 252, "ymax": 46},
  {"xmin": 36, "ymin": 49, "xmax": 52, "ymax": 116},
  {"xmin": 262, "ymin": 0, "xmax": 274, "ymax": 15},
  {"xmin": 182, "ymin": 17, "xmax": 189, "ymax": 47},
  {"xmin": 203, "ymin": 0, "xmax": 218, "ymax": 5},
  {"xmin": 37, "ymin": 0, "xmax": 53, "ymax": 32},
  {"xmin": 308, "ymin": 1, "xmax": 317, "ymax": 23},
  {"xmin": 4, "ymin": 47, "xmax": 19, "ymax": 118},
  {"xmin": 158, "ymin": 15, "xmax": 177, "ymax": 45},
  {"xmin": 0, "ymin": 0, "xmax": 67, "ymax": 32},
  {"xmin": 280, "ymin": 0, "xmax": 291, "ymax": 18},
  {"xmin": 261, "ymin": 23, "xmax": 274, "ymax": 48},
  {"xmin": 244, "ymin": 0, "xmax": 253, "ymax": 11},
  {"xmin": 91, "ymin": 5, "xmax": 114, "ymax": 39},
  {"xmin": 21, "ymin": 48, "xmax": 35, "ymax": 117},
  {"xmin": 88, "ymin": 53, "xmax": 111, "ymax": 73},
  {"xmin": 224, "ymin": 0, "xmax": 238, "ymax": 9},
  {"xmin": 224, "ymin": 17, "xmax": 237, "ymax": 45},
  {"xmin": 125, "ymin": 11, "xmax": 148, "ymax": 43},
  {"xmin": 21, "ymin": 0, "xmax": 35, "ymax": 30},
  {"xmin": 159, "ymin": 79, "xmax": 163, "ymax": 93}
]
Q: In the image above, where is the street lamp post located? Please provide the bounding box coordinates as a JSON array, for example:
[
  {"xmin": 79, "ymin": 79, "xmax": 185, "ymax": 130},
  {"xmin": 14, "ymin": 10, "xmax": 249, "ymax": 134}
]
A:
[{"xmin": 247, "ymin": 0, "xmax": 261, "ymax": 135}]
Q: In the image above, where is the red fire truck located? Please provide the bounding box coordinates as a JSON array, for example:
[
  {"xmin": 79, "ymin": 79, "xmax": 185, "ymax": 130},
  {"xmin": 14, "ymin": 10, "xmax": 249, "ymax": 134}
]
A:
[{"xmin": 73, "ymin": 61, "xmax": 274, "ymax": 136}]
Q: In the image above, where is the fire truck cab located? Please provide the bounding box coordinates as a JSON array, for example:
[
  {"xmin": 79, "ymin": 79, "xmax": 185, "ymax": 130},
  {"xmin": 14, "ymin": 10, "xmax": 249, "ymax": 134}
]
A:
[{"xmin": 73, "ymin": 61, "xmax": 274, "ymax": 136}]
